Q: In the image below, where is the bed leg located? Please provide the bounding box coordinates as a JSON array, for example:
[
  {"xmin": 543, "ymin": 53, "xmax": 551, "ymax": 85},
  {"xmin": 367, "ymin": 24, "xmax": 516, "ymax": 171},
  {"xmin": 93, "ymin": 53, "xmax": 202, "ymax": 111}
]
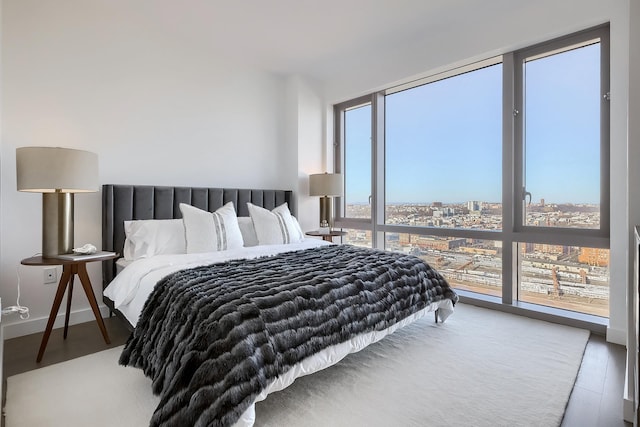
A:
[{"xmin": 435, "ymin": 309, "xmax": 439, "ymax": 324}]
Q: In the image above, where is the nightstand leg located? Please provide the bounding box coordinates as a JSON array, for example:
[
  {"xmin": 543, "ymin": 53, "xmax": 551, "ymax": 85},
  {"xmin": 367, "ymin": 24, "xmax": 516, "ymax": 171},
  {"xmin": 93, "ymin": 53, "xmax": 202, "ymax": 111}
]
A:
[
  {"xmin": 77, "ymin": 263, "xmax": 111, "ymax": 345},
  {"xmin": 63, "ymin": 275, "xmax": 74, "ymax": 339},
  {"xmin": 37, "ymin": 268, "xmax": 72, "ymax": 363}
]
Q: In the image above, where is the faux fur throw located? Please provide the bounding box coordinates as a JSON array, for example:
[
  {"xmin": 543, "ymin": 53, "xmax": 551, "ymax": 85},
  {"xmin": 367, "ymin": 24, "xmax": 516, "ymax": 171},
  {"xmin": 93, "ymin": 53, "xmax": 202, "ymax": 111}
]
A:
[{"xmin": 120, "ymin": 244, "xmax": 458, "ymax": 427}]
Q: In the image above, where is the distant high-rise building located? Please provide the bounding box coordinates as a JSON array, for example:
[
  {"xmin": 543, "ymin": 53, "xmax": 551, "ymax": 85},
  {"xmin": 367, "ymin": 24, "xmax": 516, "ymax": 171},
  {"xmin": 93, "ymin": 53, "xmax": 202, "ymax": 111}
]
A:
[
  {"xmin": 467, "ymin": 201, "xmax": 482, "ymax": 212},
  {"xmin": 540, "ymin": 198, "xmax": 545, "ymax": 207},
  {"xmin": 432, "ymin": 202, "xmax": 443, "ymax": 208}
]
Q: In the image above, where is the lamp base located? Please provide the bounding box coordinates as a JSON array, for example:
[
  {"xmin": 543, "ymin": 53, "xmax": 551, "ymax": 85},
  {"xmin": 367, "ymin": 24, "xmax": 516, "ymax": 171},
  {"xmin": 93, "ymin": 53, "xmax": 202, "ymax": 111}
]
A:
[
  {"xmin": 319, "ymin": 196, "xmax": 333, "ymax": 231},
  {"xmin": 42, "ymin": 192, "xmax": 74, "ymax": 257}
]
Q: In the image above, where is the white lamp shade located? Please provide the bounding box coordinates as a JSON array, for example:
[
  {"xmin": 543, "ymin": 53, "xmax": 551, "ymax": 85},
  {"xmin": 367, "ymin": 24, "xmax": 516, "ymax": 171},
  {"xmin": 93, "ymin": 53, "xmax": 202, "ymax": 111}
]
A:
[
  {"xmin": 309, "ymin": 173, "xmax": 343, "ymax": 197},
  {"xmin": 16, "ymin": 147, "xmax": 99, "ymax": 193}
]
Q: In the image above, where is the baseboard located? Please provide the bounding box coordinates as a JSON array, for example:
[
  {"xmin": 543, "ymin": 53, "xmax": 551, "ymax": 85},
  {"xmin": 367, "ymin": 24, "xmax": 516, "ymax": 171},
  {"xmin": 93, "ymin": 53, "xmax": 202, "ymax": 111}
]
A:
[
  {"xmin": 624, "ymin": 356, "xmax": 637, "ymax": 422},
  {"xmin": 607, "ymin": 325, "xmax": 626, "ymax": 346},
  {"xmin": 1, "ymin": 321, "xmax": 4, "ymax": 405},
  {"xmin": 1, "ymin": 305, "xmax": 111, "ymax": 340},
  {"xmin": 624, "ymin": 396, "xmax": 635, "ymax": 423}
]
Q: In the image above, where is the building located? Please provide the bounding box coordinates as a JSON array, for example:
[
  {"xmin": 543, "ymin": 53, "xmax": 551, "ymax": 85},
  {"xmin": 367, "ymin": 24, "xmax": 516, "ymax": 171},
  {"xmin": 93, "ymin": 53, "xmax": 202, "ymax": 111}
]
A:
[
  {"xmin": 400, "ymin": 234, "xmax": 466, "ymax": 251},
  {"xmin": 467, "ymin": 201, "xmax": 482, "ymax": 212},
  {"xmin": 0, "ymin": 1, "xmax": 638, "ymax": 424},
  {"xmin": 2, "ymin": 0, "xmax": 636, "ymax": 353},
  {"xmin": 579, "ymin": 247, "xmax": 611, "ymax": 267}
]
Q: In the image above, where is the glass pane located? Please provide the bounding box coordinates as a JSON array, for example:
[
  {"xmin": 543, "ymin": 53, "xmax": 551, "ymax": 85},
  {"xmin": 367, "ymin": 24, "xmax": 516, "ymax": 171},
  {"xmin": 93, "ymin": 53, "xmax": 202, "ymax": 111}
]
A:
[
  {"xmin": 385, "ymin": 233, "xmax": 502, "ymax": 297},
  {"xmin": 385, "ymin": 64, "xmax": 502, "ymax": 230},
  {"xmin": 518, "ymin": 243, "xmax": 609, "ymax": 317},
  {"xmin": 523, "ymin": 42, "xmax": 601, "ymax": 229},
  {"xmin": 344, "ymin": 104, "xmax": 371, "ymax": 219},
  {"xmin": 342, "ymin": 228, "xmax": 373, "ymax": 248}
]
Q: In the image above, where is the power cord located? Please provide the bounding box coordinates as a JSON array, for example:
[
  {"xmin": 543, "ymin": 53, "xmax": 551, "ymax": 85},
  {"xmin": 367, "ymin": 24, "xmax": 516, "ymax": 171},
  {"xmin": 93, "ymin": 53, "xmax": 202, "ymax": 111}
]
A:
[{"xmin": 2, "ymin": 264, "xmax": 31, "ymax": 320}]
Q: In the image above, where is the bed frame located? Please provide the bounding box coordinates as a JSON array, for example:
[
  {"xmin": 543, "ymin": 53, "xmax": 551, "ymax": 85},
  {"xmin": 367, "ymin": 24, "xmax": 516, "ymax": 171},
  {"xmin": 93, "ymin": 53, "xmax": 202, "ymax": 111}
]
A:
[{"xmin": 101, "ymin": 184, "xmax": 293, "ymax": 328}]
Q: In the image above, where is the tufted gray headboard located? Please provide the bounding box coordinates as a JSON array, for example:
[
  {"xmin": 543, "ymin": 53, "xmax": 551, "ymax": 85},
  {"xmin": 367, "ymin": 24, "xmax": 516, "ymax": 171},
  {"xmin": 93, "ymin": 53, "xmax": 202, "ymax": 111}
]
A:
[{"xmin": 101, "ymin": 184, "xmax": 293, "ymax": 290}]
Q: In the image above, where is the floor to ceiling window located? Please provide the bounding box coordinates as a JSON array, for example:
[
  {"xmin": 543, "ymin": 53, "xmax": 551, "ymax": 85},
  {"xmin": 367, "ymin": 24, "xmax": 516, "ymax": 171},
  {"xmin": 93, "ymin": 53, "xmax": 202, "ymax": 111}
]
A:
[
  {"xmin": 334, "ymin": 25, "xmax": 610, "ymax": 319},
  {"xmin": 512, "ymin": 30, "xmax": 610, "ymax": 317},
  {"xmin": 340, "ymin": 97, "xmax": 374, "ymax": 248}
]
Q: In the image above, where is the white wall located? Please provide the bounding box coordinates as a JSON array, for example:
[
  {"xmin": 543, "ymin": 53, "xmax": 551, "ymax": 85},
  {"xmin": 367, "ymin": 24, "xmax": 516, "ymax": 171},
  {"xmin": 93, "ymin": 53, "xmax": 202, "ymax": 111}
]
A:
[
  {"xmin": 630, "ymin": 0, "xmax": 640, "ymax": 280},
  {"xmin": 0, "ymin": 1, "xmax": 298, "ymax": 337},
  {"xmin": 322, "ymin": 0, "xmax": 631, "ymax": 344},
  {"xmin": 282, "ymin": 75, "xmax": 326, "ymax": 233},
  {"xmin": 625, "ymin": 0, "xmax": 640, "ymax": 418},
  {"xmin": 294, "ymin": 76, "xmax": 326, "ymax": 232},
  {"xmin": 609, "ymin": 3, "xmax": 631, "ymax": 346}
]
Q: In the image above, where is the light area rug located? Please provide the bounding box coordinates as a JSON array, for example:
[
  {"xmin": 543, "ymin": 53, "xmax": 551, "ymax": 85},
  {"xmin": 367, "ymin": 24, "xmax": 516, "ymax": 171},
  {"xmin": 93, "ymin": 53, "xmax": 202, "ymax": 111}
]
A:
[{"xmin": 4, "ymin": 304, "xmax": 589, "ymax": 427}]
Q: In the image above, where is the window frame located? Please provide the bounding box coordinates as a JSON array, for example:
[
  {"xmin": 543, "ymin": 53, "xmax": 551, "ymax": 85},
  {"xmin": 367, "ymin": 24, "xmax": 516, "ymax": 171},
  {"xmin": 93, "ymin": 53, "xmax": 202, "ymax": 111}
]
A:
[
  {"xmin": 333, "ymin": 24, "xmax": 610, "ymax": 320},
  {"xmin": 512, "ymin": 25, "xmax": 610, "ymax": 241},
  {"xmin": 334, "ymin": 94, "xmax": 376, "ymax": 239}
]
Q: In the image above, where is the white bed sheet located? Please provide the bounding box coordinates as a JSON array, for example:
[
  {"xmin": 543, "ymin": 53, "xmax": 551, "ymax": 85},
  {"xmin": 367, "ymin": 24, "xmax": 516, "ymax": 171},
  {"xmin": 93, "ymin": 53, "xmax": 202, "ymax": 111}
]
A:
[
  {"xmin": 104, "ymin": 238, "xmax": 331, "ymax": 326},
  {"xmin": 103, "ymin": 239, "xmax": 455, "ymax": 427}
]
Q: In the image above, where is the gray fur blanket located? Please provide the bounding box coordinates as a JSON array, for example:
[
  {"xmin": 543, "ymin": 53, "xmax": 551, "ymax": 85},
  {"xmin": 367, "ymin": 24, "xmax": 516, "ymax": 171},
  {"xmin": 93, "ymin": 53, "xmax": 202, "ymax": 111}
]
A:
[{"xmin": 120, "ymin": 244, "xmax": 458, "ymax": 427}]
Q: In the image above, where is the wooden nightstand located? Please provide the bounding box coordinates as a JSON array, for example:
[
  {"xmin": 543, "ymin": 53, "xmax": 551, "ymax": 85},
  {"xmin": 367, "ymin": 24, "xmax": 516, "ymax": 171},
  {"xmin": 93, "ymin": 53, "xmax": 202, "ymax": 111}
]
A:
[
  {"xmin": 21, "ymin": 252, "xmax": 118, "ymax": 362},
  {"xmin": 305, "ymin": 230, "xmax": 347, "ymax": 242}
]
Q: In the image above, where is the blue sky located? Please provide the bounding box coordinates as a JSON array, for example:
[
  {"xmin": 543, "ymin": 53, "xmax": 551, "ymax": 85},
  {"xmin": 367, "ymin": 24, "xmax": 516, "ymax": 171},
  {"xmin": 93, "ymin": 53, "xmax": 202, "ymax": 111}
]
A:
[{"xmin": 345, "ymin": 43, "xmax": 601, "ymax": 205}]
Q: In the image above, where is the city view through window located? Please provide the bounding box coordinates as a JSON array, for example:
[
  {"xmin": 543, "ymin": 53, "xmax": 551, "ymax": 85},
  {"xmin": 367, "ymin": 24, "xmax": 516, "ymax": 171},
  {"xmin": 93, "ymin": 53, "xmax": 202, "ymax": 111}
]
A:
[
  {"xmin": 344, "ymin": 202, "xmax": 609, "ymax": 318},
  {"xmin": 339, "ymin": 36, "xmax": 609, "ymax": 318}
]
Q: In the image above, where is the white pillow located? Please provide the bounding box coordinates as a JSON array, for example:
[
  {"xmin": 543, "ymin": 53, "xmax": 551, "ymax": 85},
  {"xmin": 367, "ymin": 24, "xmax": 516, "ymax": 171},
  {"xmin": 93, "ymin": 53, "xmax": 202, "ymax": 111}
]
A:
[
  {"xmin": 237, "ymin": 217, "xmax": 259, "ymax": 247},
  {"xmin": 247, "ymin": 202, "xmax": 304, "ymax": 245},
  {"xmin": 179, "ymin": 202, "xmax": 244, "ymax": 253},
  {"xmin": 123, "ymin": 219, "xmax": 186, "ymax": 261}
]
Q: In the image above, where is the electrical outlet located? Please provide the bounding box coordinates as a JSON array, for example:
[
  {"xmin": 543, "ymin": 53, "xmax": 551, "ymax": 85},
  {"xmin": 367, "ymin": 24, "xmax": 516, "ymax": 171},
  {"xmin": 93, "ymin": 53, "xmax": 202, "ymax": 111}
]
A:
[{"xmin": 44, "ymin": 267, "xmax": 57, "ymax": 284}]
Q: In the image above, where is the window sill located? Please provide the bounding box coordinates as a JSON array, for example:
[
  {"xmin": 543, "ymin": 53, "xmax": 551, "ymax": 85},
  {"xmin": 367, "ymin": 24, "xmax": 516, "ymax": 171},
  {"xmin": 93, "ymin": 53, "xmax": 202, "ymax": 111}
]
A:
[{"xmin": 455, "ymin": 289, "xmax": 608, "ymax": 335}]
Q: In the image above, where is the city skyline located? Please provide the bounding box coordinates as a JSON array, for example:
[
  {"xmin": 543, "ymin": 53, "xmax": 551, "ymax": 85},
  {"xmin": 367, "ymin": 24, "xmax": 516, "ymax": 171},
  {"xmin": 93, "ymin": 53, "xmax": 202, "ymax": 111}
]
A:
[
  {"xmin": 346, "ymin": 200, "xmax": 599, "ymax": 205},
  {"xmin": 344, "ymin": 199, "xmax": 608, "ymax": 317}
]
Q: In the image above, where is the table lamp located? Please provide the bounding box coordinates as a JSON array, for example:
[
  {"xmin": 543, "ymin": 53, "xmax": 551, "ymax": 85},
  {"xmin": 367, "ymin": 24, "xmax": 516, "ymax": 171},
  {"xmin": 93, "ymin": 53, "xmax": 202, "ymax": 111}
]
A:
[
  {"xmin": 16, "ymin": 147, "xmax": 99, "ymax": 257},
  {"xmin": 309, "ymin": 172, "xmax": 343, "ymax": 231}
]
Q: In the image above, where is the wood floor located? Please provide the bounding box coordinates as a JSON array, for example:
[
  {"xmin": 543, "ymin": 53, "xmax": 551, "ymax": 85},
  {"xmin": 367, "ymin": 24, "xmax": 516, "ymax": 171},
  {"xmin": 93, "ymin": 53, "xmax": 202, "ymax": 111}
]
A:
[
  {"xmin": 1, "ymin": 318, "xmax": 631, "ymax": 427},
  {"xmin": 562, "ymin": 333, "xmax": 630, "ymax": 427}
]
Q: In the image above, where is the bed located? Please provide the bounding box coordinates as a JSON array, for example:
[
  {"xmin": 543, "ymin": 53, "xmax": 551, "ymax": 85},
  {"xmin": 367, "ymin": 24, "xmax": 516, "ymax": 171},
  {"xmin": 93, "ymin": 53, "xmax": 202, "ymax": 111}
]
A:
[
  {"xmin": 101, "ymin": 184, "xmax": 458, "ymax": 427},
  {"xmin": 101, "ymin": 185, "xmax": 297, "ymax": 329}
]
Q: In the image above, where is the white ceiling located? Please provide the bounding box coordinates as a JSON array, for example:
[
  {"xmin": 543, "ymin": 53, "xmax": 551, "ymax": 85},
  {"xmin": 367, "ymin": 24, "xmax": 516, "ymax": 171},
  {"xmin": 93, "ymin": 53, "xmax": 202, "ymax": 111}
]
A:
[{"xmin": 106, "ymin": 0, "xmax": 525, "ymax": 82}]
